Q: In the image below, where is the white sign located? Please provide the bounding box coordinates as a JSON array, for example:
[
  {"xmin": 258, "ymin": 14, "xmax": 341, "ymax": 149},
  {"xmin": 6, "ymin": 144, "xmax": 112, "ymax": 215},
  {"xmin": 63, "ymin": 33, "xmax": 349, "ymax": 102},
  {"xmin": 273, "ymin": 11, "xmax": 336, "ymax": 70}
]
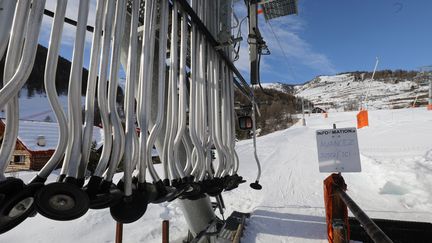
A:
[{"xmin": 316, "ymin": 127, "xmax": 361, "ymax": 173}]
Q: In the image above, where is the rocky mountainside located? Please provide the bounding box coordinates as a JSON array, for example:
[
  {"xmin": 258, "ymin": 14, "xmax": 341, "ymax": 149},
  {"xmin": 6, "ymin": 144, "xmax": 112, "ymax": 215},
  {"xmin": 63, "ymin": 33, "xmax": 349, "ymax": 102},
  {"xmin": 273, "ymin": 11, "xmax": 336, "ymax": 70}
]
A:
[{"xmin": 293, "ymin": 70, "xmax": 430, "ymax": 111}]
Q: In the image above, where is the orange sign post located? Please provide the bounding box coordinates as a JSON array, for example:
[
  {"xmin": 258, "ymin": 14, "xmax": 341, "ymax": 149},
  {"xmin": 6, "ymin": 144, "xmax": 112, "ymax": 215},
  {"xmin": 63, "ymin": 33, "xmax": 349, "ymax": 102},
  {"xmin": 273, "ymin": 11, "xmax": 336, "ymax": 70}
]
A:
[
  {"xmin": 323, "ymin": 173, "xmax": 350, "ymax": 243},
  {"xmin": 356, "ymin": 110, "xmax": 369, "ymax": 129}
]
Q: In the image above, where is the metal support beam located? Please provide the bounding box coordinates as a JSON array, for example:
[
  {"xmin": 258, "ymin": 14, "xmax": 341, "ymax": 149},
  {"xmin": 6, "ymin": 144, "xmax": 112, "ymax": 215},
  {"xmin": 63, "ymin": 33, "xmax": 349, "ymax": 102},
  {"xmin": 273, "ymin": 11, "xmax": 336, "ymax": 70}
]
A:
[
  {"xmin": 248, "ymin": 0, "xmax": 259, "ymax": 85},
  {"xmin": 176, "ymin": 0, "xmax": 253, "ymax": 97}
]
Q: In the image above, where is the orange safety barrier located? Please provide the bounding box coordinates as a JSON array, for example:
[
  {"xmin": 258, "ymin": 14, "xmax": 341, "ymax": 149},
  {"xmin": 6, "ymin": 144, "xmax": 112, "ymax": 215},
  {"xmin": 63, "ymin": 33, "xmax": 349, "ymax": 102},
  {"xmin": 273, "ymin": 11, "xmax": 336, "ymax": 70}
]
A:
[
  {"xmin": 324, "ymin": 173, "xmax": 350, "ymax": 243},
  {"xmin": 356, "ymin": 110, "xmax": 369, "ymax": 129},
  {"xmin": 428, "ymin": 104, "xmax": 432, "ymax": 110}
]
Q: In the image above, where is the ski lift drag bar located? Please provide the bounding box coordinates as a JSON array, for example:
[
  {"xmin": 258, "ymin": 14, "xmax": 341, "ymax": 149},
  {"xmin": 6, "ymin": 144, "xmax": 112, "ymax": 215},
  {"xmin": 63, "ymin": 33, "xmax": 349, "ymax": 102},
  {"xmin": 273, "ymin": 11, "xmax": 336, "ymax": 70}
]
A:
[
  {"xmin": 176, "ymin": 0, "xmax": 253, "ymax": 99},
  {"xmin": 44, "ymin": 0, "xmax": 253, "ymax": 101}
]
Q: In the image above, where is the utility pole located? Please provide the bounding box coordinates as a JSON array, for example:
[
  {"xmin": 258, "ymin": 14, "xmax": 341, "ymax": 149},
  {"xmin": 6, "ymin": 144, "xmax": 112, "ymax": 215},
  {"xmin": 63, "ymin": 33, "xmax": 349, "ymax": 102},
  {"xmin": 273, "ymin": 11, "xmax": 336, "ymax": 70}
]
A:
[
  {"xmin": 429, "ymin": 79, "xmax": 432, "ymax": 110},
  {"xmin": 301, "ymin": 97, "xmax": 306, "ymax": 126}
]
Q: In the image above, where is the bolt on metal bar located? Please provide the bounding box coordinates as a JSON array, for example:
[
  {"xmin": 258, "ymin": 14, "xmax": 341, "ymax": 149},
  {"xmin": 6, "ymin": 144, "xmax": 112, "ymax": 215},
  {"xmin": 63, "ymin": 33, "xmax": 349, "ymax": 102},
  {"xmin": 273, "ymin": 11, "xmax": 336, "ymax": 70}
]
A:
[{"xmin": 334, "ymin": 187, "xmax": 394, "ymax": 243}]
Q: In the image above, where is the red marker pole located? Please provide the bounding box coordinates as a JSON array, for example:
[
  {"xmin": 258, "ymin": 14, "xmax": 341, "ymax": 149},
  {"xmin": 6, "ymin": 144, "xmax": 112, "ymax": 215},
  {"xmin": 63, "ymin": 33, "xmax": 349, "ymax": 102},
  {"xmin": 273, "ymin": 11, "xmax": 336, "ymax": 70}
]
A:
[
  {"xmin": 115, "ymin": 222, "xmax": 123, "ymax": 243},
  {"xmin": 162, "ymin": 220, "xmax": 169, "ymax": 243}
]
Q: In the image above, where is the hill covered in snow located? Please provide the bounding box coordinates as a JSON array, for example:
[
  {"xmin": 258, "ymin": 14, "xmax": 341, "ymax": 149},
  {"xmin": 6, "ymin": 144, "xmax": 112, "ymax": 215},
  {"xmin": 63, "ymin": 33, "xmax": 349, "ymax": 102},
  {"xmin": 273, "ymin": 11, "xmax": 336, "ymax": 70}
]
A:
[
  {"xmin": 294, "ymin": 71, "xmax": 430, "ymax": 111},
  {"xmin": 260, "ymin": 82, "xmax": 297, "ymax": 94}
]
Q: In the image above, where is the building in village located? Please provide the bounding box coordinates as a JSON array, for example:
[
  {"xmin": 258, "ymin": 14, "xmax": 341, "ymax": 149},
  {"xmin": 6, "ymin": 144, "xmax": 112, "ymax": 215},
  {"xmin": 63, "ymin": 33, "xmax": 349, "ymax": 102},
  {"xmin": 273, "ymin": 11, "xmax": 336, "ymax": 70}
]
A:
[{"xmin": 0, "ymin": 119, "xmax": 103, "ymax": 172}]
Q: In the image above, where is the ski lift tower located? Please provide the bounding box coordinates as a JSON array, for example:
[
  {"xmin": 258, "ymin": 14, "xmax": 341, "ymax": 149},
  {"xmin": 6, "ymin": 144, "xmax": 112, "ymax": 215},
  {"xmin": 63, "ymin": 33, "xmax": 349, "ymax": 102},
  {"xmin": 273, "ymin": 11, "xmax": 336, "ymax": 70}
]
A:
[
  {"xmin": 248, "ymin": 0, "xmax": 298, "ymax": 85},
  {"xmin": 244, "ymin": 0, "xmax": 299, "ymax": 191},
  {"xmin": 419, "ymin": 66, "xmax": 432, "ymax": 110}
]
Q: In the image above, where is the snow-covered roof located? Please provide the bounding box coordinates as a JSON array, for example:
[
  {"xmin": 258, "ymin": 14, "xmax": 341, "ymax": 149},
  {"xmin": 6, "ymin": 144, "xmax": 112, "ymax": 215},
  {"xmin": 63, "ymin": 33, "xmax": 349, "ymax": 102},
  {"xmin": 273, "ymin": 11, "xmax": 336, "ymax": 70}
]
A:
[{"xmin": 1, "ymin": 119, "xmax": 104, "ymax": 152}]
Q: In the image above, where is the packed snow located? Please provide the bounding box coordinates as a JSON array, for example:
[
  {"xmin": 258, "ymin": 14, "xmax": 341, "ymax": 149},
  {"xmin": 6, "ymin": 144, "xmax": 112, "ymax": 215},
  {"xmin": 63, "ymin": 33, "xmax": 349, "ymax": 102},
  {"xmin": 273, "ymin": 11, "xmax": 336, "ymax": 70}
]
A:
[{"xmin": 1, "ymin": 107, "xmax": 431, "ymax": 242}]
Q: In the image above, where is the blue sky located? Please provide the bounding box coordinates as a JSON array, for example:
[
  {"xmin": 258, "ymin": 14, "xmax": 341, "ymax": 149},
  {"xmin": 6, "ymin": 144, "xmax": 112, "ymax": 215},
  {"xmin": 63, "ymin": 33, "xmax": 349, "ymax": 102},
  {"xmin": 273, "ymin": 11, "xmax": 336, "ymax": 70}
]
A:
[
  {"xmin": 39, "ymin": 0, "xmax": 432, "ymax": 85},
  {"xmin": 233, "ymin": 0, "xmax": 432, "ymax": 84}
]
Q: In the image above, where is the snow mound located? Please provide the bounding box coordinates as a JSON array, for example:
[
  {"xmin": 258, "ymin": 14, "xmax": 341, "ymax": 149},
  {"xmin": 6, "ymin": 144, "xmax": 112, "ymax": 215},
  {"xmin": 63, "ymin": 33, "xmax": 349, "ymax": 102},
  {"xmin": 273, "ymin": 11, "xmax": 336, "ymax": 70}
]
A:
[{"xmin": 380, "ymin": 181, "xmax": 409, "ymax": 195}]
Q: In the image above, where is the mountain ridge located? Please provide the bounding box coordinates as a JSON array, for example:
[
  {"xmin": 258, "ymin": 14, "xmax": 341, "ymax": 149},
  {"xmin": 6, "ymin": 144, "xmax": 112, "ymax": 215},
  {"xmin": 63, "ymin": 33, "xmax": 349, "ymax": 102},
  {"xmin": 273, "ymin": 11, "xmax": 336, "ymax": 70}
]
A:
[{"xmin": 262, "ymin": 70, "xmax": 430, "ymax": 111}]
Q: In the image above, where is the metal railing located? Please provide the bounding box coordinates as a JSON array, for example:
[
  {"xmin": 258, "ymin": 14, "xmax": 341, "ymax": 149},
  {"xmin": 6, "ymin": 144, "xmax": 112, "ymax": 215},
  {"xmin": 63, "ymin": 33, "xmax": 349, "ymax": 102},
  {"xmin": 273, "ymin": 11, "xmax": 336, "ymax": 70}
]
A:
[
  {"xmin": 324, "ymin": 173, "xmax": 394, "ymax": 243},
  {"xmin": 334, "ymin": 187, "xmax": 393, "ymax": 243}
]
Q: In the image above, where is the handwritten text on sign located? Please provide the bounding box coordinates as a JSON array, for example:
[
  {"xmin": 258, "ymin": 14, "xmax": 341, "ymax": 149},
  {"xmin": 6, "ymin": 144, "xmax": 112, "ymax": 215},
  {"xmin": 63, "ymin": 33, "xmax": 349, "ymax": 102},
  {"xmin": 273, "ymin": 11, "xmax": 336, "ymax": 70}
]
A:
[{"xmin": 316, "ymin": 127, "xmax": 361, "ymax": 173}]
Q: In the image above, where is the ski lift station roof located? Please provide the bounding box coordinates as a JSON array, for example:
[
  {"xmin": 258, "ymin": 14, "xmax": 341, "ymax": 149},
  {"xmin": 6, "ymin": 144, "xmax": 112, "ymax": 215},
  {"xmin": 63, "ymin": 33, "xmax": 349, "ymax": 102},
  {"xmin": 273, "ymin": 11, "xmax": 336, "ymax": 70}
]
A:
[
  {"xmin": 260, "ymin": 0, "xmax": 298, "ymax": 20},
  {"xmin": 0, "ymin": 119, "xmax": 104, "ymax": 152}
]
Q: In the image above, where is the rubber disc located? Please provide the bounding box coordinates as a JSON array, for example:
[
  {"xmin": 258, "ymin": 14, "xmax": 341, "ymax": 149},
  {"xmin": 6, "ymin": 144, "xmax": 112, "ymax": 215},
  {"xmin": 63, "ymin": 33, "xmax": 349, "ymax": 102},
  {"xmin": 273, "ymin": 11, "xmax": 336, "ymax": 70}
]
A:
[
  {"xmin": 110, "ymin": 193, "xmax": 148, "ymax": 224},
  {"xmin": 89, "ymin": 187, "xmax": 123, "ymax": 209},
  {"xmin": 0, "ymin": 183, "xmax": 43, "ymax": 234},
  {"xmin": 35, "ymin": 182, "xmax": 89, "ymax": 221}
]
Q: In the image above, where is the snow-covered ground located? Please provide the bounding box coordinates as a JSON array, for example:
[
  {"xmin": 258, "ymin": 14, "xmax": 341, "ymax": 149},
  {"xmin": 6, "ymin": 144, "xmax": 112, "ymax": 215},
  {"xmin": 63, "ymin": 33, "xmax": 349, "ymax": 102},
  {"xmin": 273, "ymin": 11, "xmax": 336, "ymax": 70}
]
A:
[
  {"xmin": 296, "ymin": 74, "xmax": 429, "ymax": 111},
  {"xmin": 1, "ymin": 108, "xmax": 431, "ymax": 242},
  {"xmin": 0, "ymin": 89, "xmax": 88, "ymax": 122}
]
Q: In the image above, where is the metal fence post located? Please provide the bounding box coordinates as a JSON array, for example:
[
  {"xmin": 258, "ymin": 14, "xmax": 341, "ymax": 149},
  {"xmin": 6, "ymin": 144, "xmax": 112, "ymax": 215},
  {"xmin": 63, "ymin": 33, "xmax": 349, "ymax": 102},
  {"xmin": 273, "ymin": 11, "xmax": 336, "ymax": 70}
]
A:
[
  {"xmin": 115, "ymin": 222, "xmax": 123, "ymax": 243},
  {"xmin": 162, "ymin": 220, "xmax": 169, "ymax": 243}
]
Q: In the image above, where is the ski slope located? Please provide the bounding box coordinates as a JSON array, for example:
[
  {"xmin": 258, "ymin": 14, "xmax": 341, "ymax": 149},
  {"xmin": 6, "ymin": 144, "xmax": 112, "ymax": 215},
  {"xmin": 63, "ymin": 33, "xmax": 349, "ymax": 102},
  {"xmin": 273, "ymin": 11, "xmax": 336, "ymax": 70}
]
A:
[{"xmin": 1, "ymin": 108, "xmax": 432, "ymax": 242}]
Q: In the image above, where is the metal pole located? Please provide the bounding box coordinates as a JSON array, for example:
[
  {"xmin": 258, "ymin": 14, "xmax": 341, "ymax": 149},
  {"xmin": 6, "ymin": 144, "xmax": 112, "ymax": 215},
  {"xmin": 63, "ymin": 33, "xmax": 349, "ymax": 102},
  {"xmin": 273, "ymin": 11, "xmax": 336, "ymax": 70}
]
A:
[
  {"xmin": 162, "ymin": 220, "xmax": 169, "ymax": 243},
  {"xmin": 251, "ymin": 97, "xmax": 262, "ymax": 184},
  {"xmin": 428, "ymin": 79, "xmax": 432, "ymax": 110},
  {"xmin": 364, "ymin": 57, "xmax": 379, "ymax": 110},
  {"xmin": 248, "ymin": 0, "xmax": 259, "ymax": 85},
  {"xmin": 335, "ymin": 188, "xmax": 393, "ymax": 243},
  {"xmin": 115, "ymin": 222, "xmax": 123, "ymax": 243},
  {"xmin": 371, "ymin": 57, "xmax": 379, "ymax": 81},
  {"xmin": 301, "ymin": 98, "xmax": 305, "ymax": 118},
  {"xmin": 301, "ymin": 98, "xmax": 306, "ymax": 126}
]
